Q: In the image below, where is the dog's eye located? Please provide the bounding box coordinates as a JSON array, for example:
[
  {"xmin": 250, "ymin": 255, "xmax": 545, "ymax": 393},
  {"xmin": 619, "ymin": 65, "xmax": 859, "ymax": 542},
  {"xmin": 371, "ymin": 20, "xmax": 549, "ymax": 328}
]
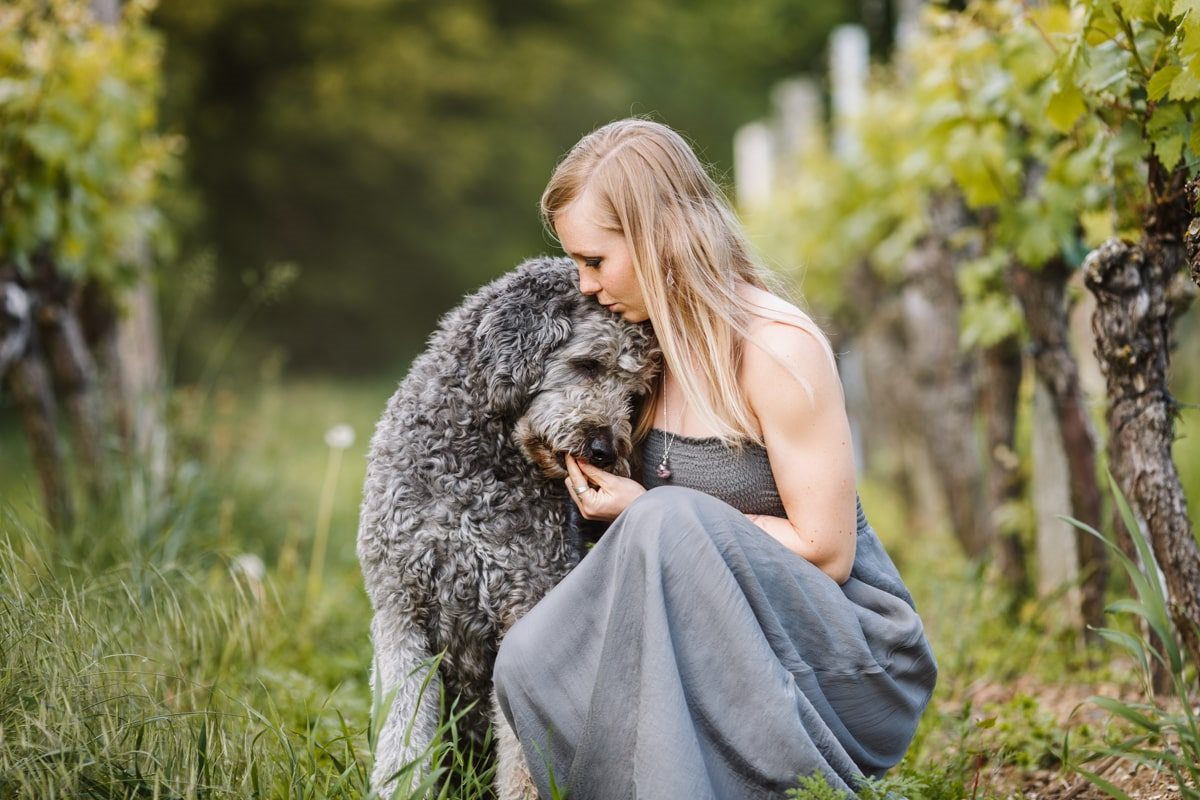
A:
[{"xmin": 573, "ymin": 359, "xmax": 602, "ymax": 377}]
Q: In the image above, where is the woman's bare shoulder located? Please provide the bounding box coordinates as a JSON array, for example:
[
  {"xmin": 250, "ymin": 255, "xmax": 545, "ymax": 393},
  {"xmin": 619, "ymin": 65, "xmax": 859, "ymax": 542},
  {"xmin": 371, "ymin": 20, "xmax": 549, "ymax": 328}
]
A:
[
  {"xmin": 738, "ymin": 286, "xmax": 836, "ymax": 383},
  {"xmin": 738, "ymin": 284, "xmax": 806, "ymax": 323}
]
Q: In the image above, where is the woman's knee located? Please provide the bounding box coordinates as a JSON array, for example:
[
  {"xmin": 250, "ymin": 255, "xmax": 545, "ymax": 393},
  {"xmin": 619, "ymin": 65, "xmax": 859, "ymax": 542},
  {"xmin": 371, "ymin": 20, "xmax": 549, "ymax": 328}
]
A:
[
  {"xmin": 623, "ymin": 485, "xmax": 714, "ymax": 525},
  {"xmin": 493, "ymin": 612, "xmax": 543, "ymax": 694},
  {"xmin": 614, "ymin": 486, "xmax": 729, "ymax": 554}
]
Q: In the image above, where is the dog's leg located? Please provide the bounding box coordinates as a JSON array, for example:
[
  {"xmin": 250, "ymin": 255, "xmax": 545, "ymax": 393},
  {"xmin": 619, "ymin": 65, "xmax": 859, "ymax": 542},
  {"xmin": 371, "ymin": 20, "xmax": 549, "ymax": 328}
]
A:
[
  {"xmin": 370, "ymin": 609, "xmax": 442, "ymax": 797},
  {"xmin": 493, "ymin": 689, "xmax": 539, "ymax": 800}
]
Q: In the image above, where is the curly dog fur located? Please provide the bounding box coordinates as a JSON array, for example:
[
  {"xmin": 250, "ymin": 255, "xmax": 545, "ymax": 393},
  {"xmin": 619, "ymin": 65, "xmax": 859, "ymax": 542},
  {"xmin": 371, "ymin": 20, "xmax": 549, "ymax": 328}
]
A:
[{"xmin": 357, "ymin": 256, "xmax": 659, "ymax": 794}]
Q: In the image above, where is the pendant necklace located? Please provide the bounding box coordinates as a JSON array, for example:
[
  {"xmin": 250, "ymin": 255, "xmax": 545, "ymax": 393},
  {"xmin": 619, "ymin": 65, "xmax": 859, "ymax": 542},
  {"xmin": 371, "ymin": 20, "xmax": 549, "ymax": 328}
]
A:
[{"xmin": 656, "ymin": 377, "xmax": 680, "ymax": 480}]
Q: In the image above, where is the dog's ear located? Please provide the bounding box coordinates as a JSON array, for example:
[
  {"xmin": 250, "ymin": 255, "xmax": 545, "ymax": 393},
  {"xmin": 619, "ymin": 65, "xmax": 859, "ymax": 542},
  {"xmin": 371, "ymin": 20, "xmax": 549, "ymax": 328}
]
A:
[{"xmin": 472, "ymin": 281, "xmax": 576, "ymax": 416}]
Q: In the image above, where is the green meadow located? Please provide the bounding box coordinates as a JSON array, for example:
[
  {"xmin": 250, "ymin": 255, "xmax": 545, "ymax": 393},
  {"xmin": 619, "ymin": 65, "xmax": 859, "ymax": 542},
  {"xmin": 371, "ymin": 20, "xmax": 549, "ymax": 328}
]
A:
[{"xmin": 3, "ymin": 364, "xmax": 1198, "ymax": 798}]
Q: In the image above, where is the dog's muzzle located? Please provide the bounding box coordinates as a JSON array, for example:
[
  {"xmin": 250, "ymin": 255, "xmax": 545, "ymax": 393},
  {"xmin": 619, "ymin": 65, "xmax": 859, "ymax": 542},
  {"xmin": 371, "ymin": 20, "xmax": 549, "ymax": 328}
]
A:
[{"xmin": 583, "ymin": 432, "xmax": 617, "ymax": 470}]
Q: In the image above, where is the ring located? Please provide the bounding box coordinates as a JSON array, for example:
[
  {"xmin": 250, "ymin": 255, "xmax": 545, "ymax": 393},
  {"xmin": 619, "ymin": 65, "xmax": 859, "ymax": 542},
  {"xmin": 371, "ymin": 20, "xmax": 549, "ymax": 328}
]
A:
[{"xmin": 574, "ymin": 485, "xmax": 591, "ymax": 496}]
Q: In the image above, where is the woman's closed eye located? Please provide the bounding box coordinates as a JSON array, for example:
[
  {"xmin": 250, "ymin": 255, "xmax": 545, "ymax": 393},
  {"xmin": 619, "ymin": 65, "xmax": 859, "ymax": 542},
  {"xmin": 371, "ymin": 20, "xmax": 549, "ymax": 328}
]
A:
[{"xmin": 583, "ymin": 257, "xmax": 602, "ymax": 268}]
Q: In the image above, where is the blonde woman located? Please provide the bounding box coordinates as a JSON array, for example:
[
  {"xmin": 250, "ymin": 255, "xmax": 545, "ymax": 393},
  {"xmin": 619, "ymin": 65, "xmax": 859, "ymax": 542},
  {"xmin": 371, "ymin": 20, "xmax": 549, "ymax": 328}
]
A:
[{"xmin": 493, "ymin": 119, "xmax": 937, "ymax": 799}]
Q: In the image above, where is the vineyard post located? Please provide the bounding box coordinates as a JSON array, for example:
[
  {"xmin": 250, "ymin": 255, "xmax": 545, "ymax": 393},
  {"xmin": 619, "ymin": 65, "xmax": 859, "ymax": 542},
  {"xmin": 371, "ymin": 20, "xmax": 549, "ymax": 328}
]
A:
[
  {"xmin": 1009, "ymin": 255, "xmax": 1107, "ymax": 636},
  {"xmin": 91, "ymin": 0, "xmax": 171, "ymax": 494},
  {"xmin": 1, "ymin": 278, "xmax": 74, "ymax": 529},
  {"xmin": 1085, "ymin": 163, "xmax": 1200, "ymax": 675}
]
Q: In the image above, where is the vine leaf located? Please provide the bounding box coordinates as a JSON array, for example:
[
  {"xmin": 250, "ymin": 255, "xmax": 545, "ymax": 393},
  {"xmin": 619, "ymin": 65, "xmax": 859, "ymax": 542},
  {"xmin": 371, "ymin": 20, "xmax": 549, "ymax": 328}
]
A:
[
  {"xmin": 1147, "ymin": 63, "xmax": 1181, "ymax": 99},
  {"xmin": 1167, "ymin": 59, "xmax": 1200, "ymax": 98},
  {"xmin": 1146, "ymin": 102, "xmax": 1188, "ymax": 167},
  {"xmin": 1047, "ymin": 82, "xmax": 1087, "ymax": 132}
]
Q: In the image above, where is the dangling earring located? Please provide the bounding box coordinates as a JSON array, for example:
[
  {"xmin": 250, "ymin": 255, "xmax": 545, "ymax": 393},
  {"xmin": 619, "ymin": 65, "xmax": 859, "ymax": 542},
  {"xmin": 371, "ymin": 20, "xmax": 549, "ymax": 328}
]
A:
[{"xmin": 666, "ymin": 269, "xmax": 676, "ymax": 288}]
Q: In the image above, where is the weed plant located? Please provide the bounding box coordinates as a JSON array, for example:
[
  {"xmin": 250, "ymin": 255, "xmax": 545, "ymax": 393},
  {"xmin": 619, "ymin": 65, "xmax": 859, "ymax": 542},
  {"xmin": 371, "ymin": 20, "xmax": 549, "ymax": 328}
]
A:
[{"xmin": 1063, "ymin": 475, "xmax": 1200, "ymax": 799}]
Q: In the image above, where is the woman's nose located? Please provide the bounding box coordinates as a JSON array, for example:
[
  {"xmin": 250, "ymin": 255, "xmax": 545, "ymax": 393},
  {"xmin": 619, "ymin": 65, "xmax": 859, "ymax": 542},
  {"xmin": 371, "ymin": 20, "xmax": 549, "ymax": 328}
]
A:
[{"xmin": 578, "ymin": 269, "xmax": 601, "ymax": 295}]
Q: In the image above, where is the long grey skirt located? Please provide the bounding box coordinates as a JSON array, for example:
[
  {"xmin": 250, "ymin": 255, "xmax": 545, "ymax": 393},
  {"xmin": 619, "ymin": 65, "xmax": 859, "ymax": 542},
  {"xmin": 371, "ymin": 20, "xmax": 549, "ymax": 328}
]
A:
[{"xmin": 493, "ymin": 486, "xmax": 937, "ymax": 799}]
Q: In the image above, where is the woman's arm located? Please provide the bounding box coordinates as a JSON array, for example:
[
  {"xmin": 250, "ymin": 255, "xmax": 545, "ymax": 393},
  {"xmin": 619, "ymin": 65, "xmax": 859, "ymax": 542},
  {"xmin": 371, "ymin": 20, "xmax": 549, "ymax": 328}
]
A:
[{"xmin": 743, "ymin": 321, "xmax": 858, "ymax": 584}]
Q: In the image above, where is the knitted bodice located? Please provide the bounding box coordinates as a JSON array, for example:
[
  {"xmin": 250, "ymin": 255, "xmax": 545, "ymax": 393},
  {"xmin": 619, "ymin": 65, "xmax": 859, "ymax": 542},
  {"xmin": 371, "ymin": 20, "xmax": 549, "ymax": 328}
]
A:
[{"xmin": 640, "ymin": 428, "xmax": 786, "ymax": 517}]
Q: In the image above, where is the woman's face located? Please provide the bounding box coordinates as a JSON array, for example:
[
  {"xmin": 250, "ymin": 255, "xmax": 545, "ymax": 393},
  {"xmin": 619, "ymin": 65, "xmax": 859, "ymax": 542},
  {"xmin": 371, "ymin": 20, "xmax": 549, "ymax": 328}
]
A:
[{"xmin": 555, "ymin": 190, "xmax": 649, "ymax": 324}]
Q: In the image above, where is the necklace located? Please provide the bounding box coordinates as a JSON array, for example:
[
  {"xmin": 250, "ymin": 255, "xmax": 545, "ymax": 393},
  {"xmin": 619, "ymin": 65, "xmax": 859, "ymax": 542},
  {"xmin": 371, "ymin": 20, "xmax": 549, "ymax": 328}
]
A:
[{"xmin": 656, "ymin": 378, "xmax": 679, "ymax": 480}]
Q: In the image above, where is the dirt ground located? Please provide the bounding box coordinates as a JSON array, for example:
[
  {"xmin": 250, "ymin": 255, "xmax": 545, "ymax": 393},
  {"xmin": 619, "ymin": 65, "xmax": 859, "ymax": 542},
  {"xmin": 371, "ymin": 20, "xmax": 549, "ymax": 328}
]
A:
[{"xmin": 952, "ymin": 675, "xmax": 1193, "ymax": 799}]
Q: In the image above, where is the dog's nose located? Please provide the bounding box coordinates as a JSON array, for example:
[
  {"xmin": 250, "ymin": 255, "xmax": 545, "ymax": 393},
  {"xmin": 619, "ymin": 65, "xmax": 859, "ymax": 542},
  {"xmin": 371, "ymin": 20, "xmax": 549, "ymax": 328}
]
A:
[{"xmin": 585, "ymin": 434, "xmax": 616, "ymax": 468}]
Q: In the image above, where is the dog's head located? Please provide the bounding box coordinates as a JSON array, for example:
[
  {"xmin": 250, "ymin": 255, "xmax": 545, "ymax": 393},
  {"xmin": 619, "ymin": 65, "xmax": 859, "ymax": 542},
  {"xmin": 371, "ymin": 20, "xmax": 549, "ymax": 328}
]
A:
[
  {"xmin": 471, "ymin": 257, "xmax": 660, "ymax": 479},
  {"xmin": 513, "ymin": 298, "xmax": 659, "ymax": 479}
]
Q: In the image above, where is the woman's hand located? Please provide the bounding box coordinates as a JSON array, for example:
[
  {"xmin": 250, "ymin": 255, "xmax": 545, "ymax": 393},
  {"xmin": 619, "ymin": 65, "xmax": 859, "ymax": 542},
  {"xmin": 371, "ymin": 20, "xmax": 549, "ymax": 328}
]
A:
[{"xmin": 564, "ymin": 454, "xmax": 646, "ymax": 522}]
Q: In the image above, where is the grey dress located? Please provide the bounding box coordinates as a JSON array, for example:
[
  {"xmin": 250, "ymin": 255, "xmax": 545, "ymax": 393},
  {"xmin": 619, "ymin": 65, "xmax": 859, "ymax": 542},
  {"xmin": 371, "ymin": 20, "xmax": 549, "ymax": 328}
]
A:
[{"xmin": 493, "ymin": 430, "xmax": 937, "ymax": 799}]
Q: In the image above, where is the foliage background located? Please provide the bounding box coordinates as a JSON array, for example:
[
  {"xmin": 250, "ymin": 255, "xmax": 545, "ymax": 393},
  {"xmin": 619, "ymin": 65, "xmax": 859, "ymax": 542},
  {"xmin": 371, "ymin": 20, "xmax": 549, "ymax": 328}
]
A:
[
  {"xmin": 2, "ymin": 0, "xmax": 1200, "ymax": 796},
  {"xmin": 150, "ymin": 0, "xmax": 862, "ymax": 374}
]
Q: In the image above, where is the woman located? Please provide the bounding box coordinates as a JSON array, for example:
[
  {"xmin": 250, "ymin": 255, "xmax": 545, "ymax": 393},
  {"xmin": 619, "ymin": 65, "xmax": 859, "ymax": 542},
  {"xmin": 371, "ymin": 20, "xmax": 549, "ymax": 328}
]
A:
[{"xmin": 493, "ymin": 118, "xmax": 937, "ymax": 799}]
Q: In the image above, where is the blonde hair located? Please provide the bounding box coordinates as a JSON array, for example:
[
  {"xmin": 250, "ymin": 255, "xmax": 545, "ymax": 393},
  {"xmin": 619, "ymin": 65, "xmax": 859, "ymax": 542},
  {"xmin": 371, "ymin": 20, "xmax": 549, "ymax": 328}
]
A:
[{"xmin": 541, "ymin": 118, "xmax": 834, "ymax": 447}]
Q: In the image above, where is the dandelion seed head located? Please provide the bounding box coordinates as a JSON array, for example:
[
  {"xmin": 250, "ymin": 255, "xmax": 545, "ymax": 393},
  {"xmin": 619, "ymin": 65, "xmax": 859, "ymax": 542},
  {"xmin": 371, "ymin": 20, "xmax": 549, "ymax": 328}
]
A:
[
  {"xmin": 325, "ymin": 424, "xmax": 355, "ymax": 450},
  {"xmin": 231, "ymin": 553, "xmax": 265, "ymax": 582}
]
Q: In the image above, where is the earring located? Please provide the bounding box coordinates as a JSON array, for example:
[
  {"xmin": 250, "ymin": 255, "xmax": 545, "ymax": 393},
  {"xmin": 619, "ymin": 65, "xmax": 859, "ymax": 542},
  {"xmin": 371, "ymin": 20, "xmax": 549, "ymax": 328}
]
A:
[{"xmin": 667, "ymin": 269, "xmax": 676, "ymax": 287}]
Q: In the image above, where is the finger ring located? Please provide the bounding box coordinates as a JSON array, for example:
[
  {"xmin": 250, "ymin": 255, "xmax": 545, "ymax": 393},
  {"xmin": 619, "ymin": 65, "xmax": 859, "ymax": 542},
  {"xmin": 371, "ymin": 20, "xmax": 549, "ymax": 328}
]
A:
[{"xmin": 574, "ymin": 485, "xmax": 591, "ymax": 495}]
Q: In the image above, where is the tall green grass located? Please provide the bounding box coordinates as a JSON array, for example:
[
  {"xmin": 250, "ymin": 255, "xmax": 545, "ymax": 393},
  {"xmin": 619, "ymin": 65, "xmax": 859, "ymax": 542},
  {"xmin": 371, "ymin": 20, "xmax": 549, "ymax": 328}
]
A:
[
  {"xmin": 0, "ymin": 374, "xmax": 496, "ymax": 798},
  {"xmin": 0, "ymin": 495, "xmax": 378, "ymax": 797},
  {"xmin": 0, "ymin": 524, "xmax": 509, "ymax": 799},
  {"xmin": 1064, "ymin": 475, "xmax": 1200, "ymax": 799},
  {"xmin": 3, "ymin": 369, "xmax": 1197, "ymax": 798}
]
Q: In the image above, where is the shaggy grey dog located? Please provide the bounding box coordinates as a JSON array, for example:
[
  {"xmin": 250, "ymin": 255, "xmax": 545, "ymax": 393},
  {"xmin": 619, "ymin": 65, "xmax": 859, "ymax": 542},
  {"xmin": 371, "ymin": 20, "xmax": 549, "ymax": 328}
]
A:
[{"xmin": 357, "ymin": 256, "xmax": 659, "ymax": 795}]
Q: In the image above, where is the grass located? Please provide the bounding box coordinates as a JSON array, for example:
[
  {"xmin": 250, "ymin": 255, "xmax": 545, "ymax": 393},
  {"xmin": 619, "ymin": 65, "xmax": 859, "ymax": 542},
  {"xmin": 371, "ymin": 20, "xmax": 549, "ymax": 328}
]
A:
[
  {"xmin": 1, "ymin": 364, "xmax": 1198, "ymax": 798},
  {"xmin": 1062, "ymin": 476, "xmax": 1200, "ymax": 799},
  {"xmin": 0, "ymin": 371, "xmax": 387, "ymax": 798}
]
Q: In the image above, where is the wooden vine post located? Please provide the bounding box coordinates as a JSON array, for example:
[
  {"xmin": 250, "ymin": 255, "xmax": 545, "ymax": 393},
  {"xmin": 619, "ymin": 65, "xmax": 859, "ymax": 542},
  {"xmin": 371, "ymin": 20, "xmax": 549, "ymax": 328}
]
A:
[
  {"xmin": 0, "ymin": 0, "xmax": 175, "ymax": 525},
  {"xmin": 1084, "ymin": 170, "xmax": 1200, "ymax": 672},
  {"xmin": 1058, "ymin": 0, "xmax": 1200, "ymax": 673}
]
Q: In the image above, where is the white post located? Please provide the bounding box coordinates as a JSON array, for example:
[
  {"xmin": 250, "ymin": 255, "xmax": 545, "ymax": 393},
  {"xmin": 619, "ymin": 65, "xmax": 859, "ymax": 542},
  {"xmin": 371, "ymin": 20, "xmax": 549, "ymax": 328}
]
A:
[
  {"xmin": 770, "ymin": 77, "xmax": 821, "ymax": 161},
  {"xmin": 1032, "ymin": 381, "xmax": 1082, "ymax": 624},
  {"xmin": 829, "ymin": 24, "xmax": 869, "ymax": 158},
  {"xmin": 894, "ymin": 0, "xmax": 923, "ymax": 54},
  {"xmin": 94, "ymin": 0, "xmax": 170, "ymax": 489},
  {"xmin": 734, "ymin": 122, "xmax": 774, "ymax": 212},
  {"xmin": 91, "ymin": 0, "xmax": 120, "ymax": 23}
]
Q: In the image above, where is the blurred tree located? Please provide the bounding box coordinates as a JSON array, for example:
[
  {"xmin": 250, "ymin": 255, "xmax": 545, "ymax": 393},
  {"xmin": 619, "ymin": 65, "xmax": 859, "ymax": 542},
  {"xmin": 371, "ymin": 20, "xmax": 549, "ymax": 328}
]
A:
[
  {"xmin": 149, "ymin": 0, "xmax": 855, "ymax": 374},
  {"xmin": 0, "ymin": 0, "xmax": 176, "ymax": 526}
]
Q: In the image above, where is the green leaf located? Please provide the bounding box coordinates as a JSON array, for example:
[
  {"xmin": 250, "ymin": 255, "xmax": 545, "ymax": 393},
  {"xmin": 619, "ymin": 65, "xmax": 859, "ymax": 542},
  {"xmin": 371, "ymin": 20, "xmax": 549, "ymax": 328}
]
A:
[
  {"xmin": 31, "ymin": 188, "xmax": 60, "ymax": 240},
  {"xmin": 1061, "ymin": 514, "xmax": 1161, "ymax": 624},
  {"xmin": 959, "ymin": 294, "xmax": 1024, "ymax": 351},
  {"xmin": 1122, "ymin": 0, "xmax": 1157, "ymax": 19},
  {"xmin": 1106, "ymin": 598, "xmax": 1161, "ymax": 622},
  {"xmin": 1147, "ymin": 63, "xmax": 1182, "ymax": 99},
  {"xmin": 1080, "ymin": 209, "xmax": 1116, "ymax": 246},
  {"xmin": 1015, "ymin": 214, "xmax": 1061, "ymax": 265},
  {"xmin": 0, "ymin": 77, "xmax": 27, "ymax": 106},
  {"xmin": 1108, "ymin": 473, "xmax": 1160, "ymax": 601},
  {"xmin": 22, "ymin": 122, "xmax": 74, "ymax": 166},
  {"xmin": 1031, "ymin": 5, "xmax": 1077, "ymax": 34},
  {"xmin": 1182, "ymin": 16, "xmax": 1200, "ymax": 56},
  {"xmin": 1106, "ymin": 471, "xmax": 1185, "ymax": 674},
  {"xmin": 1093, "ymin": 627, "xmax": 1152, "ymax": 671},
  {"xmin": 1073, "ymin": 766, "xmax": 1135, "ymax": 800},
  {"xmin": 1168, "ymin": 58, "xmax": 1200, "ymax": 98},
  {"xmin": 1146, "ymin": 102, "xmax": 1188, "ymax": 167},
  {"xmin": 1088, "ymin": 696, "xmax": 1163, "ymax": 732},
  {"xmin": 1078, "ymin": 39, "xmax": 1136, "ymax": 94},
  {"xmin": 1047, "ymin": 82, "xmax": 1088, "ymax": 132},
  {"xmin": 1175, "ymin": 0, "xmax": 1200, "ymax": 18}
]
